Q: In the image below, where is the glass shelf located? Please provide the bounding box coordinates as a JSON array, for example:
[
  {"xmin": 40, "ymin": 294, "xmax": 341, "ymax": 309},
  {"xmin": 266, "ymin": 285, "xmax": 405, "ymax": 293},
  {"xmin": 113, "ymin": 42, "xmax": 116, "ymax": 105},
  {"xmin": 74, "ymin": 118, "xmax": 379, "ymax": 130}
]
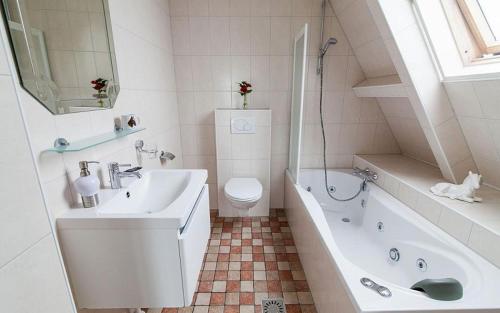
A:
[{"xmin": 45, "ymin": 127, "xmax": 145, "ymax": 153}]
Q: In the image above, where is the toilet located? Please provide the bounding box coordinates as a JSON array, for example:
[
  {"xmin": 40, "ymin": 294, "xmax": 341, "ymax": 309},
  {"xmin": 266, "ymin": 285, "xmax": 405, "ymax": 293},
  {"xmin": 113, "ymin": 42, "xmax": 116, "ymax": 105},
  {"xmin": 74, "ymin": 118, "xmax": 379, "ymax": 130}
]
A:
[{"xmin": 224, "ymin": 178, "xmax": 263, "ymax": 216}]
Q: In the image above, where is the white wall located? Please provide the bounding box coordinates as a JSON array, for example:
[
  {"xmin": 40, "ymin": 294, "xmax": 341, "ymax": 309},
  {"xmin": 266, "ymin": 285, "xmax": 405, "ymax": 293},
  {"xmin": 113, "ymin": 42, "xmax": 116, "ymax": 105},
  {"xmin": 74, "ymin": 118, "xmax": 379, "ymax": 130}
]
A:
[
  {"xmin": 15, "ymin": 0, "xmax": 183, "ymax": 222},
  {"xmin": 169, "ymin": 0, "xmax": 401, "ymax": 210},
  {"xmin": 445, "ymin": 80, "xmax": 500, "ymax": 189},
  {"xmin": 0, "ymin": 20, "xmax": 75, "ymax": 313},
  {"xmin": 331, "ymin": 0, "xmax": 396, "ymax": 78},
  {"xmin": 377, "ymin": 97, "xmax": 436, "ymax": 165}
]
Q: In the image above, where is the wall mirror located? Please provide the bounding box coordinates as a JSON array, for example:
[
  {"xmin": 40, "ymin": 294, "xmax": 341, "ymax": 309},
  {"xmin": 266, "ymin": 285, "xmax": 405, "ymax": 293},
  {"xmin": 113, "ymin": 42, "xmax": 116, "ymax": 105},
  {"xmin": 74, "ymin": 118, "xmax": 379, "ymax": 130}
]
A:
[{"xmin": 1, "ymin": 0, "xmax": 119, "ymax": 114}]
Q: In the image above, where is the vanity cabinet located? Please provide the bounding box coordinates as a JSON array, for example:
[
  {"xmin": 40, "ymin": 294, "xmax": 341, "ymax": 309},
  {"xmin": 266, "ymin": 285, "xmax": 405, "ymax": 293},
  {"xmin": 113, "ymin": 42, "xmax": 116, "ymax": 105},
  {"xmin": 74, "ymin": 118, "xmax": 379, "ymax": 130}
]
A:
[{"xmin": 58, "ymin": 185, "xmax": 210, "ymax": 309}]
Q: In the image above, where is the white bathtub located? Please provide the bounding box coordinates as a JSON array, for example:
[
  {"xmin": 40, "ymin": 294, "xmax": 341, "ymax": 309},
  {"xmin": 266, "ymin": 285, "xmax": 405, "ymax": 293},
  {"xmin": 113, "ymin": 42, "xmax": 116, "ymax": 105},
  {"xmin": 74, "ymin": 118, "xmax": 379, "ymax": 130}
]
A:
[{"xmin": 285, "ymin": 169, "xmax": 500, "ymax": 313}]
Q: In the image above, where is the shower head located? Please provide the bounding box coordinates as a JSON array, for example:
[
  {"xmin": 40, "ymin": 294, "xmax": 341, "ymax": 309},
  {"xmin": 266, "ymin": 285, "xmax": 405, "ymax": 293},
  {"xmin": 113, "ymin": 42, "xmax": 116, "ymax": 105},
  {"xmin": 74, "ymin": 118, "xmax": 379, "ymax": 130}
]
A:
[{"xmin": 319, "ymin": 37, "xmax": 338, "ymax": 57}]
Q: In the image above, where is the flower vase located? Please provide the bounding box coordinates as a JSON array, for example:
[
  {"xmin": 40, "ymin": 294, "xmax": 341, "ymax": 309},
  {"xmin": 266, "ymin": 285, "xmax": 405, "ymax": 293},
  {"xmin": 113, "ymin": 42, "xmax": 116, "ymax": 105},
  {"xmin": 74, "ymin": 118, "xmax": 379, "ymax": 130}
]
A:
[{"xmin": 243, "ymin": 94, "xmax": 248, "ymax": 110}]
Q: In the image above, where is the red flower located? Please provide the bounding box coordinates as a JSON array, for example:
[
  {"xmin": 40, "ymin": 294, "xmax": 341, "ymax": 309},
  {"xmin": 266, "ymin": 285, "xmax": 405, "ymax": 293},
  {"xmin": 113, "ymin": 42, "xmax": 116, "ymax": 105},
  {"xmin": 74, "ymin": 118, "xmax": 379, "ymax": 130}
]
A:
[{"xmin": 237, "ymin": 81, "xmax": 252, "ymax": 95}]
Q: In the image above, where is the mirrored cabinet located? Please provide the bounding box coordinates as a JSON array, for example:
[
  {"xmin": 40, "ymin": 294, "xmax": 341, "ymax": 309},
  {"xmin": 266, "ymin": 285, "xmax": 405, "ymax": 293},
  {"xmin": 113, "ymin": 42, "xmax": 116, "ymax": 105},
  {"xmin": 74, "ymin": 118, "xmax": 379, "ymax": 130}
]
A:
[{"xmin": 1, "ymin": 0, "xmax": 120, "ymax": 114}]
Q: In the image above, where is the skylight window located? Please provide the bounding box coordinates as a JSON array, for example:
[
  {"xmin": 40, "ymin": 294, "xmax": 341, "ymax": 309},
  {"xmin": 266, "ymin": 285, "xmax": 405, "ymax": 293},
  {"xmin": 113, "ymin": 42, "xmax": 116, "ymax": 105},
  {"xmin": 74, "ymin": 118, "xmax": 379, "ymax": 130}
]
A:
[{"xmin": 457, "ymin": 0, "xmax": 500, "ymax": 55}]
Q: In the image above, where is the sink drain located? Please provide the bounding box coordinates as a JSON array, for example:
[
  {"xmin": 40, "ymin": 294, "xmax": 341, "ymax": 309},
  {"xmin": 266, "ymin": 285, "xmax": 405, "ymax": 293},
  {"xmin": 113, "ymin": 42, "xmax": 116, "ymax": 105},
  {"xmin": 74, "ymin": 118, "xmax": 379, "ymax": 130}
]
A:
[{"xmin": 262, "ymin": 299, "xmax": 286, "ymax": 313}]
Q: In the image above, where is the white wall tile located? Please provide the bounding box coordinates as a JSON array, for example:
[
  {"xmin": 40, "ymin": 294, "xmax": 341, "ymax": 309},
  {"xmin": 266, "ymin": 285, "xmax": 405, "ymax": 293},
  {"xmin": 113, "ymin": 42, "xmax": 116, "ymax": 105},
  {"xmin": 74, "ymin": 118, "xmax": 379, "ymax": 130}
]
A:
[
  {"xmin": 230, "ymin": 17, "xmax": 251, "ymax": 55},
  {"xmin": 0, "ymin": 236, "xmax": 74, "ymax": 313},
  {"xmin": 438, "ymin": 209, "xmax": 473, "ymax": 244}
]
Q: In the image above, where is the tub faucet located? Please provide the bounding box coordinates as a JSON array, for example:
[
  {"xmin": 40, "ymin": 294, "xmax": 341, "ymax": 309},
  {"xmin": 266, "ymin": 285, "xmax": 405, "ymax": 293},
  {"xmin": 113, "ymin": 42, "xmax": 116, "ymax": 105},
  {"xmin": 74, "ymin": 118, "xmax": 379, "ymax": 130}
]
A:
[
  {"xmin": 108, "ymin": 162, "xmax": 142, "ymax": 189},
  {"xmin": 353, "ymin": 167, "xmax": 378, "ymax": 188}
]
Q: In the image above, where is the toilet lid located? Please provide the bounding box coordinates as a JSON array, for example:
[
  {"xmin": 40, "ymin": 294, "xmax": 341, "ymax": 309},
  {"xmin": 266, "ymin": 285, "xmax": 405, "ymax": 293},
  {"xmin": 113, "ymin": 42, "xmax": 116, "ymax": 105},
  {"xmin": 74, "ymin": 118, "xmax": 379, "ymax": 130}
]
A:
[{"xmin": 224, "ymin": 178, "xmax": 262, "ymax": 201}]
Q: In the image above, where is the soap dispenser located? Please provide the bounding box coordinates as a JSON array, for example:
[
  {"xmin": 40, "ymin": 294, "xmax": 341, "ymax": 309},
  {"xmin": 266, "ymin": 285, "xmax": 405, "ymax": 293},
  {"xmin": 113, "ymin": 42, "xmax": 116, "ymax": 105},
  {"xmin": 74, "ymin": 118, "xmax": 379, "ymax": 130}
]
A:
[{"xmin": 74, "ymin": 161, "xmax": 100, "ymax": 208}]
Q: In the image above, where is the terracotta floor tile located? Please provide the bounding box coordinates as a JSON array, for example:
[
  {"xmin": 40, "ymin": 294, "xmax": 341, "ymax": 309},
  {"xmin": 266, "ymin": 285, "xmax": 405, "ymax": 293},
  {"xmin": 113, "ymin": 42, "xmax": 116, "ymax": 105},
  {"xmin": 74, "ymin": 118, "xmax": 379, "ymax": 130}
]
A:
[
  {"xmin": 285, "ymin": 304, "xmax": 302, "ymax": 313},
  {"xmin": 214, "ymin": 270, "xmax": 228, "ymax": 281},
  {"xmin": 210, "ymin": 293, "xmax": 225, "ymax": 305},
  {"xmin": 252, "ymin": 246, "xmax": 263, "ymax": 254},
  {"xmin": 267, "ymin": 280, "xmax": 282, "ymax": 292},
  {"xmin": 294, "ymin": 281, "xmax": 310, "ymax": 292},
  {"xmin": 227, "ymin": 280, "xmax": 240, "ymax": 292},
  {"xmin": 241, "ymin": 261, "xmax": 253, "ymax": 270},
  {"xmin": 279, "ymin": 270, "xmax": 293, "ymax": 281},
  {"xmin": 164, "ymin": 213, "xmax": 317, "ymax": 313},
  {"xmin": 198, "ymin": 281, "xmax": 213, "ymax": 293},
  {"xmin": 223, "ymin": 305, "xmax": 239, "ymax": 313},
  {"xmin": 240, "ymin": 270, "xmax": 253, "ymax": 281},
  {"xmin": 230, "ymin": 246, "xmax": 242, "ymax": 253},
  {"xmin": 239, "ymin": 292, "xmax": 254, "ymax": 305}
]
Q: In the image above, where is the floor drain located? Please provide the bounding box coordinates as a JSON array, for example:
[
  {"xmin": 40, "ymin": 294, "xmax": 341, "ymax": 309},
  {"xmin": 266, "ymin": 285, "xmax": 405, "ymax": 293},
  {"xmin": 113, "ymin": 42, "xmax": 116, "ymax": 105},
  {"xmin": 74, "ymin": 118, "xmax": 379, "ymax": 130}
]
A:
[{"xmin": 262, "ymin": 299, "xmax": 286, "ymax": 313}]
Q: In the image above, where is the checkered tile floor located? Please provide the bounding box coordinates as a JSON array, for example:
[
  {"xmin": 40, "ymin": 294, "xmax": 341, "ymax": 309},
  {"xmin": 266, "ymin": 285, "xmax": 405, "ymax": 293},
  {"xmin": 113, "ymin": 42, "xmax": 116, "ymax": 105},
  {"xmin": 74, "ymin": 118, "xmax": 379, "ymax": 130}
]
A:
[{"xmin": 162, "ymin": 209, "xmax": 317, "ymax": 313}]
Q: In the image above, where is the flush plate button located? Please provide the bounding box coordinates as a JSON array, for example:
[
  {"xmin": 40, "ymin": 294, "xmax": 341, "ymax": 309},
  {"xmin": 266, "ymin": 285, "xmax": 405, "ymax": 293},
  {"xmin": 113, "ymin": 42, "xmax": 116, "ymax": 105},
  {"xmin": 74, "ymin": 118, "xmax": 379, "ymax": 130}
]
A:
[{"xmin": 231, "ymin": 117, "xmax": 256, "ymax": 134}]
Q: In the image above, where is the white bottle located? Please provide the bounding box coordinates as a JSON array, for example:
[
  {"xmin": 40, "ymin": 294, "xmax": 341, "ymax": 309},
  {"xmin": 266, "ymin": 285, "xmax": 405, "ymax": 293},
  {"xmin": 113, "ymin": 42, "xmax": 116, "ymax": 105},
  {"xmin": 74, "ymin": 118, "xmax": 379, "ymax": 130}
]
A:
[{"xmin": 74, "ymin": 161, "xmax": 100, "ymax": 208}]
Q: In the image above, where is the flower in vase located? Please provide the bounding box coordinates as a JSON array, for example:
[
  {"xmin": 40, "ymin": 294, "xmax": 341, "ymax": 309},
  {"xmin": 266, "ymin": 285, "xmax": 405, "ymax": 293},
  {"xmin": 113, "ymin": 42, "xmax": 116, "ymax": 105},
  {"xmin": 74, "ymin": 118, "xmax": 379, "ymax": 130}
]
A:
[{"xmin": 237, "ymin": 81, "xmax": 252, "ymax": 109}]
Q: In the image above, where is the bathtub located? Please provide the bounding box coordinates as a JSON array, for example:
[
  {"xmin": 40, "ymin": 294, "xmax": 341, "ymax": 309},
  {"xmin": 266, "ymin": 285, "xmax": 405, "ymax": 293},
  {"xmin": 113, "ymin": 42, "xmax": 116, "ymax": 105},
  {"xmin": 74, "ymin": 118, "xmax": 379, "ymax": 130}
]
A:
[{"xmin": 284, "ymin": 169, "xmax": 500, "ymax": 313}]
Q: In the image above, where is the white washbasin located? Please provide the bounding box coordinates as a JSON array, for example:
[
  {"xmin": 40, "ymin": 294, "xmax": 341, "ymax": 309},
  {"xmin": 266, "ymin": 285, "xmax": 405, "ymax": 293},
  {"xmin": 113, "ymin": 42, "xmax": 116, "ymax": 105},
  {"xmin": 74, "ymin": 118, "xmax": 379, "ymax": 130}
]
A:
[
  {"xmin": 57, "ymin": 169, "xmax": 208, "ymax": 229},
  {"xmin": 98, "ymin": 170, "xmax": 192, "ymax": 214},
  {"xmin": 57, "ymin": 169, "xmax": 210, "ymax": 309}
]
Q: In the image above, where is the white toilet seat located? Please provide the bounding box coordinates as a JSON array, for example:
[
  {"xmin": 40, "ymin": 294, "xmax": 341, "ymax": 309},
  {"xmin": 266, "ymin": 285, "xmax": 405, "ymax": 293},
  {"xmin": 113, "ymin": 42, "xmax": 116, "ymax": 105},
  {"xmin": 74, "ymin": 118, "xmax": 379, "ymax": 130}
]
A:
[{"xmin": 224, "ymin": 178, "xmax": 262, "ymax": 202}]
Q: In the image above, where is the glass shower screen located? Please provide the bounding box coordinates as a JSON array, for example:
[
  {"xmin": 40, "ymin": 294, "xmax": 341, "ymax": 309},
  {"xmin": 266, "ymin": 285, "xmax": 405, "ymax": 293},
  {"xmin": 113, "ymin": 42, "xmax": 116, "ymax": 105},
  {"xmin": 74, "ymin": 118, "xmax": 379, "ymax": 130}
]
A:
[{"xmin": 288, "ymin": 24, "xmax": 308, "ymax": 184}]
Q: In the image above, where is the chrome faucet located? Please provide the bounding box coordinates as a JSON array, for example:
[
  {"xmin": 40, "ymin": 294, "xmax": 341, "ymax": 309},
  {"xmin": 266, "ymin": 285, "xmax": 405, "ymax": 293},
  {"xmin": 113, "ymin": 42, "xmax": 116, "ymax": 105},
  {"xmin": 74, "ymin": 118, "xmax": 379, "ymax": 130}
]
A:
[
  {"xmin": 108, "ymin": 162, "xmax": 142, "ymax": 189},
  {"xmin": 353, "ymin": 167, "xmax": 378, "ymax": 182}
]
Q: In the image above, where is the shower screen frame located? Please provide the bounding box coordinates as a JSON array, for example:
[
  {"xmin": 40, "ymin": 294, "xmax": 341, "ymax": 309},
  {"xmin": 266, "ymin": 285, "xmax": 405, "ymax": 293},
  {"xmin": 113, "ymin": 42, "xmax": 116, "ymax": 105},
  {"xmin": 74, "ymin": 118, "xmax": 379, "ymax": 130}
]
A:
[{"xmin": 288, "ymin": 23, "xmax": 308, "ymax": 184}]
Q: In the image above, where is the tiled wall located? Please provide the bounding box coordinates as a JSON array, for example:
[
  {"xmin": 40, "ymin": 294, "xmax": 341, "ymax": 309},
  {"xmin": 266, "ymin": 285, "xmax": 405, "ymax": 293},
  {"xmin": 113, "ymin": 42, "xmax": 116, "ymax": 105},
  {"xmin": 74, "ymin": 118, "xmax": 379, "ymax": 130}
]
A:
[
  {"xmin": 377, "ymin": 97, "xmax": 437, "ymax": 165},
  {"xmin": 445, "ymin": 80, "xmax": 500, "ymax": 189},
  {"xmin": 169, "ymin": 0, "xmax": 401, "ymax": 209},
  {"xmin": 11, "ymin": 0, "xmax": 184, "ymax": 224},
  {"xmin": 330, "ymin": 0, "xmax": 437, "ymax": 166},
  {"xmin": 330, "ymin": 0, "xmax": 396, "ymax": 78},
  {"xmin": 215, "ymin": 109, "xmax": 271, "ymax": 216},
  {"xmin": 0, "ymin": 22, "xmax": 75, "ymax": 313}
]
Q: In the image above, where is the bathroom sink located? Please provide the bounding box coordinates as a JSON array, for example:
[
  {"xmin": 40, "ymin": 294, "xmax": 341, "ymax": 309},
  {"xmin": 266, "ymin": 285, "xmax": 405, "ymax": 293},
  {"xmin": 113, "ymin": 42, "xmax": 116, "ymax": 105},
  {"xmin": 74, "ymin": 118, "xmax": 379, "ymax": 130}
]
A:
[
  {"xmin": 98, "ymin": 170, "xmax": 194, "ymax": 215},
  {"xmin": 57, "ymin": 169, "xmax": 208, "ymax": 229},
  {"xmin": 57, "ymin": 169, "xmax": 210, "ymax": 309}
]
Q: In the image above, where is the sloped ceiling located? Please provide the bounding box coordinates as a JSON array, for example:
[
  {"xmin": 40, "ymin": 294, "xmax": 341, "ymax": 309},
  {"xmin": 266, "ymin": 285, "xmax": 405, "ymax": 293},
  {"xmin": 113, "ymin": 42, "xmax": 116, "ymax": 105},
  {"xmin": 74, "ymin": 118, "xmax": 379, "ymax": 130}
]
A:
[{"xmin": 330, "ymin": 0, "xmax": 437, "ymax": 166}]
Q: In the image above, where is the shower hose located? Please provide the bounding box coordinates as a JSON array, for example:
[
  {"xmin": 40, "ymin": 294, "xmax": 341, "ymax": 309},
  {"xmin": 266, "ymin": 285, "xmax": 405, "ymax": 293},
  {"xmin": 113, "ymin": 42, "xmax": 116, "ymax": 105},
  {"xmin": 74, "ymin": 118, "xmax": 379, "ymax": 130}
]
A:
[{"xmin": 318, "ymin": 60, "xmax": 365, "ymax": 202}]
